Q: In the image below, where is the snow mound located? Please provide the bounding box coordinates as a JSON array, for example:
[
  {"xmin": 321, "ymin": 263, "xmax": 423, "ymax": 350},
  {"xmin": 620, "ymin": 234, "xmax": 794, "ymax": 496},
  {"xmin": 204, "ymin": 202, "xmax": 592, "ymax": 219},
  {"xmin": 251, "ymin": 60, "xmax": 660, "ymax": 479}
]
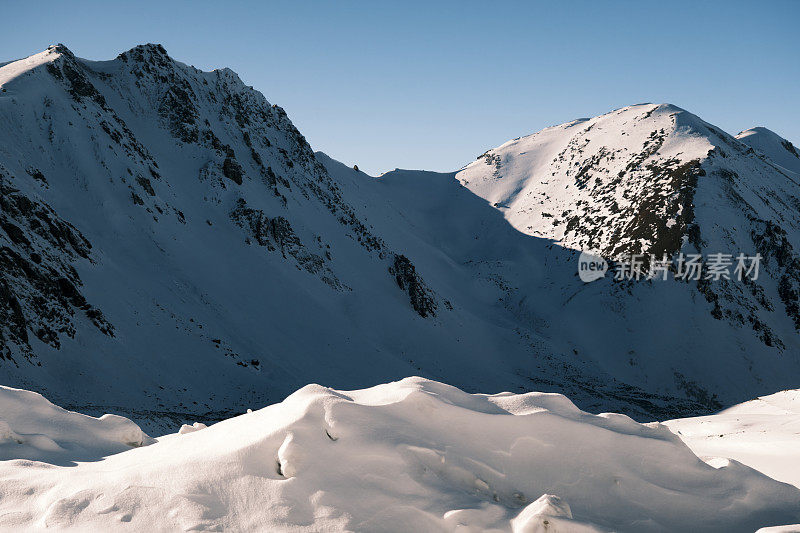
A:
[
  {"xmin": 0, "ymin": 378, "xmax": 798, "ymax": 531},
  {"xmin": 0, "ymin": 385, "xmax": 153, "ymax": 465},
  {"xmin": 178, "ymin": 422, "xmax": 208, "ymax": 435}
]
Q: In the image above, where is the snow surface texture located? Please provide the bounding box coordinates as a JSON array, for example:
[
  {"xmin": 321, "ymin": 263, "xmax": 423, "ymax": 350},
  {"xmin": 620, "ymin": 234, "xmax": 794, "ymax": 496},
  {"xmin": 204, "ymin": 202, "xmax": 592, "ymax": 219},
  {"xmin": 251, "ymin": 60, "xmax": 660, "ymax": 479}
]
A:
[
  {"xmin": 1, "ymin": 378, "xmax": 799, "ymax": 532},
  {"xmin": 0, "ymin": 385, "xmax": 152, "ymax": 465},
  {"xmin": 666, "ymin": 389, "xmax": 800, "ymax": 490},
  {"xmin": 1, "ymin": 44, "xmax": 800, "ymax": 433}
]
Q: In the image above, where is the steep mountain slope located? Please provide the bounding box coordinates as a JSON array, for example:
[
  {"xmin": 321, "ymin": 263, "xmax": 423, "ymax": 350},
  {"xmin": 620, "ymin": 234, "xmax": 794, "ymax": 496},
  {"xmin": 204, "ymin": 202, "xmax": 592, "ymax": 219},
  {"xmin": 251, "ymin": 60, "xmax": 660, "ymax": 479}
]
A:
[
  {"xmin": 0, "ymin": 44, "xmax": 506, "ymax": 432},
  {"xmin": 1, "ymin": 44, "xmax": 671, "ymax": 433},
  {"xmin": 321, "ymin": 149, "xmax": 800, "ymax": 420},
  {"xmin": 1, "ymin": 45, "xmax": 798, "ymax": 432},
  {"xmin": 457, "ymin": 104, "xmax": 800, "ymax": 262},
  {"xmin": 452, "ymin": 102, "xmax": 800, "ymax": 370}
]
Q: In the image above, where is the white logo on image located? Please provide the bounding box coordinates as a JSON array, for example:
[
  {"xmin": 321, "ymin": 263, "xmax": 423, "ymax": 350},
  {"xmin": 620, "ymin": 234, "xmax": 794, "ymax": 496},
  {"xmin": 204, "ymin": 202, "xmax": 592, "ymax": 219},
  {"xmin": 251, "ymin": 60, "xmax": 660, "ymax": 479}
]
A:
[{"xmin": 578, "ymin": 251, "xmax": 608, "ymax": 282}]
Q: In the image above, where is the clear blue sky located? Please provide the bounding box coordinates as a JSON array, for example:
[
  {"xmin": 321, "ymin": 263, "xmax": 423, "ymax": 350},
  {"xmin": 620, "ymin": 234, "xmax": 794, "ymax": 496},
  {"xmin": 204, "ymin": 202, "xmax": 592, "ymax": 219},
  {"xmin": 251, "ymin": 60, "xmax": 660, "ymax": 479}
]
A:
[{"xmin": 1, "ymin": 1, "xmax": 797, "ymax": 175}]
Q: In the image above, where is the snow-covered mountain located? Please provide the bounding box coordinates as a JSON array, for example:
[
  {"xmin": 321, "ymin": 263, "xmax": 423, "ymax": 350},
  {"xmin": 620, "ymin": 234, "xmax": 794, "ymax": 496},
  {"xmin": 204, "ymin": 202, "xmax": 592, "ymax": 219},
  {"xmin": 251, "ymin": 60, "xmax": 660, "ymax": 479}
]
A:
[
  {"xmin": 3, "ymin": 43, "xmax": 510, "ymax": 431},
  {"xmin": 450, "ymin": 102, "xmax": 800, "ymax": 401},
  {"xmin": 736, "ymin": 126, "xmax": 800, "ymax": 175},
  {"xmin": 1, "ymin": 45, "xmax": 798, "ymax": 432},
  {"xmin": 1, "ymin": 379, "xmax": 799, "ymax": 532},
  {"xmin": 320, "ymin": 104, "xmax": 800, "ymax": 416},
  {"xmin": 457, "ymin": 103, "xmax": 800, "ymax": 267}
]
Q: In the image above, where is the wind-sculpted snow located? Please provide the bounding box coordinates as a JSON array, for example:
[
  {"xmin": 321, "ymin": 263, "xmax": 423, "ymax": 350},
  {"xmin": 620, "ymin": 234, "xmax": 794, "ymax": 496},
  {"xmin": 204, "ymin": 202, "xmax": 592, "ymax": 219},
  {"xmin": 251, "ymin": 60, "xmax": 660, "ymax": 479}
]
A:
[
  {"xmin": 0, "ymin": 379, "xmax": 798, "ymax": 532},
  {"xmin": 0, "ymin": 385, "xmax": 152, "ymax": 466}
]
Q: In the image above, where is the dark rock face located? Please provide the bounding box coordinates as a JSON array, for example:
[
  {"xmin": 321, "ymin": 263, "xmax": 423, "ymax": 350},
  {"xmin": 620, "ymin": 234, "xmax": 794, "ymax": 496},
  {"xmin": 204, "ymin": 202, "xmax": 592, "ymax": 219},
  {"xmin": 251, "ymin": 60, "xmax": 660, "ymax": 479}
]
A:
[
  {"xmin": 45, "ymin": 45, "xmax": 106, "ymax": 108},
  {"xmin": 0, "ymin": 172, "xmax": 113, "ymax": 362},
  {"xmin": 222, "ymin": 157, "xmax": 244, "ymax": 185},
  {"xmin": 0, "ymin": 273, "xmax": 28, "ymax": 359},
  {"xmin": 230, "ymin": 199, "xmax": 343, "ymax": 289},
  {"xmin": 389, "ymin": 254, "xmax": 437, "ymax": 318},
  {"xmin": 159, "ymin": 82, "xmax": 199, "ymax": 144},
  {"xmin": 519, "ymin": 118, "xmax": 707, "ymax": 262},
  {"xmin": 782, "ymin": 139, "xmax": 800, "ymax": 159},
  {"xmin": 752, "ymin": 220, "xmax": 800, "ymax": 331},
  {"xmin": 625, "ymin": 158, "xmax": 704, "ymax": 261},
  {"xmin": 45, "ymin": 41, "xmax": 439, "ymax": 323},
  {"xmin": 118, "ymin": 44, "xmax": 201, "ymax": 145},
  {"xmin": 230, "ymin": 198, "xmax": 297, "ymax": 252}
]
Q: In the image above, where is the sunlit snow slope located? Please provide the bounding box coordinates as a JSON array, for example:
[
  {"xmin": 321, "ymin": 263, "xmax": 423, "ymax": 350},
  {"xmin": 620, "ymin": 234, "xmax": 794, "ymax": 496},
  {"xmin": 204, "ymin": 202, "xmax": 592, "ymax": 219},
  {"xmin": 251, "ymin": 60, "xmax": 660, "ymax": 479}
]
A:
[
  {"xmin": 1, "ymin": 380, "xmax": 799, "ymax": 532},
  {"xmin": 457, "ymin": 103, "xmax": 800, "ymax": 264},
  {"xmin": 445, "ymin": 103, "xmax": 800, "ymax": 414},
  {"xmin": 736, "ymin": 127, "xmax": 800, "ymax": 175},
  {"xmin": 666, "ymin": 389, "xmax": 800, "ymax": 489}
]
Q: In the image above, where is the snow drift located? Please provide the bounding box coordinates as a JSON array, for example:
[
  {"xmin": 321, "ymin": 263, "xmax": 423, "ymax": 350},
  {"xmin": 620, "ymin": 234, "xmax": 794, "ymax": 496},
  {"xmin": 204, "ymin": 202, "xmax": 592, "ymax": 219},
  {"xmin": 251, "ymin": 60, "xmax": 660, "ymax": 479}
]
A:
[
  {"xmin": 0, "ymin": 378, "xmax": 798, "ymax": 532},
  {"xmin": 0, "ymin": 385, "xmax": 151, "ymax": 465}
]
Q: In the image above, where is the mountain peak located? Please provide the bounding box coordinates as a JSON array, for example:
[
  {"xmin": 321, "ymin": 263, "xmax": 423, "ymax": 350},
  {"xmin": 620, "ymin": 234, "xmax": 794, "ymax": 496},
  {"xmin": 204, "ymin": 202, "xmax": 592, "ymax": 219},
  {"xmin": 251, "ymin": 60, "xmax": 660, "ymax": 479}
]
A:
[
  {"xmin": 46, "ymin": 43, "xmax": 74, "ymax": 57},
  {"xmin": 115, "ymin": 43, "xmax": 175, "ymax": 70},
  {"xmin": 117, "ymin": 43, "xmax": 169, "ymax": 61},
  {"xmin": 457, "ymin": 102, "xmax": 713, "ymax": 260},
  {"xmin": 736, "ymin": 126, "xmax": 800, "ymax": 174},
  {"xmin": 609, "ymin": 102, "xmax": 686, "ymax": 116},
  {"xmin": 739, "ymin": 126, "xmax": 776, "ymax": 136},
  {"xmin": 0, "ymin": 43, "xmax": 79, "ymax": 90},
  {"xmin": 736, "ymin": 126, "xmax": 796, "ymax": 149}
]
